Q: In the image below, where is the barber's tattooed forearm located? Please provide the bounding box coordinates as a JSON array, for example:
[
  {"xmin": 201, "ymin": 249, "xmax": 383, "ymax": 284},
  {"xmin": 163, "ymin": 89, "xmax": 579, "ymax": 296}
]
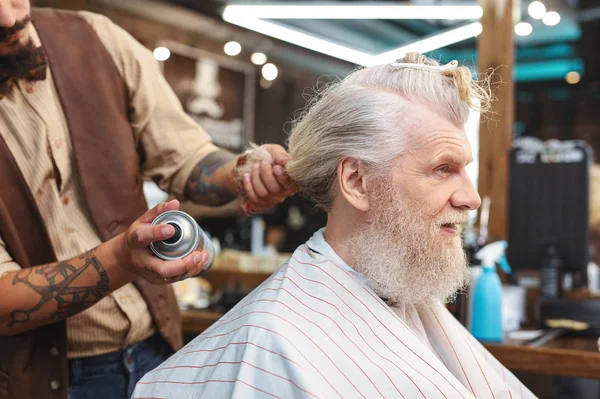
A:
[
  {"xmin": 184, "ymin": 150, "xmax": 237, "ymax": 205},
  {"xmin": 7, "ymin": 249, "xmax": 109, "ymax": 328}
]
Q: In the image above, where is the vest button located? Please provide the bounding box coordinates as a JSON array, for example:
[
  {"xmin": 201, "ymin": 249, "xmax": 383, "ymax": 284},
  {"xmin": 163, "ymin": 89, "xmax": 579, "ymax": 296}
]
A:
[
  {"xmin": 50, "ymin": 347, "xmax": 59, "ymax": 356},
  {"xmin": 49, "ymin": 379, "xmax": 60, "ymax": 391}
]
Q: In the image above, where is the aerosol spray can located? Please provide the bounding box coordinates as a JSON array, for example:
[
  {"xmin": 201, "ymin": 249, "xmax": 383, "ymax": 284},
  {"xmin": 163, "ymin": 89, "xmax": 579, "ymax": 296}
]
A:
[{"xmin": 150, "ymin": 210, "xmax": 215, "ymax": 275}]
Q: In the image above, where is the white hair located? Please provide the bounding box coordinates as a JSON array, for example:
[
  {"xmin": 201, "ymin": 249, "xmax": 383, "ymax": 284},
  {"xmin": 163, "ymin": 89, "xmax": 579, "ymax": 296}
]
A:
[{"xmin": 285, "ymin": 52, "xmax": 491, "ymax": 210}]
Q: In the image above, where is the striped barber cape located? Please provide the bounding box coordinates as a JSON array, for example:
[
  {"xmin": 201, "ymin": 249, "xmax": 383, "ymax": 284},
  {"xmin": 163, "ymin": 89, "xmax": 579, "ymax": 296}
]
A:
[{"xmin": 134, "ymin": 229, "xmax": 536, "ymax": 399}]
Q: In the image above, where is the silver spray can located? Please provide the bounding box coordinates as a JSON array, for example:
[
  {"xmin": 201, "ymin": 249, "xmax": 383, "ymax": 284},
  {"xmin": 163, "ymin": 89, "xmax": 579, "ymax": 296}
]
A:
[{"xmin": 150, "ymin": 210, "xmax": 215, "ymax": 275}]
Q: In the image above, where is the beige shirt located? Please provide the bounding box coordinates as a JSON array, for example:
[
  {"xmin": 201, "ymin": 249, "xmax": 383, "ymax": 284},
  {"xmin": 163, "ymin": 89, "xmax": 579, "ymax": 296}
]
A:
[{"xmin": 0, "ymin": 11, "xmax": 218, "ymax": 358}]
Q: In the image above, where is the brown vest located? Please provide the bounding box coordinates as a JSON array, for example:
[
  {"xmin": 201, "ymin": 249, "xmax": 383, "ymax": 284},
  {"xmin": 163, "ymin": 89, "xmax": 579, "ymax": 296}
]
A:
[{"xmin": 0, "ymin": 9, "xmax": 182, "ymax": 399}]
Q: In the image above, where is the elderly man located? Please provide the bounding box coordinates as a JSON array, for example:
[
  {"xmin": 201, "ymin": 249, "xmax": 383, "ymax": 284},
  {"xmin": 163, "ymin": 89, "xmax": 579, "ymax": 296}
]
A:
[
  {"xmin": 0, "ymin": 2, "xmax": 295, "ymax": 399},
  {"xmin": 133, "ymin": 54, "xmax": 536, "ymax": 399}
]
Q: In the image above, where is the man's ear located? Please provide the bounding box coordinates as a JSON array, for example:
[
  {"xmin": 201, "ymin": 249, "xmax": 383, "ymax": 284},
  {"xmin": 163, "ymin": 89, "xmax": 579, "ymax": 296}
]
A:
[{"xmin": 337, "ymin": 157, "xmax": 370, "ymax": 212}]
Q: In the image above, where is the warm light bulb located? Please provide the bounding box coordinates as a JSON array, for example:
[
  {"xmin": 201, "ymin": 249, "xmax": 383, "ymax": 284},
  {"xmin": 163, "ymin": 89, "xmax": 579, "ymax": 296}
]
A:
[
  {"xmin": 528, "ymin": 1, "xmax": 546, "ymax": 19},
  {"xmin": 153, "ymin": 47, "xmax": 170, "ymax": 61},
  {"xmin": 260, "ymin": 77, "xmax": 273, "ymax": 89},
  {"xmin": 261, "ymin": 63, "xmax": 278, "ymax": 81},
  {"xmin": 251, "ymin": 52, "xmax": 268, "ymax": 65},
  {"xmin": 224, "ymin": 41, "xmax": 242, "ymax": 56},
  {"xmin": 565, "ymin": 71, "xmax": 581, "ymax": 84},
  {"xmin": 542, "ymin": 11, "xmax": 560, "ymax": 26},
  {"xmin": 514, "ymin": 22, "xmax": 533, "ymax": 36}
]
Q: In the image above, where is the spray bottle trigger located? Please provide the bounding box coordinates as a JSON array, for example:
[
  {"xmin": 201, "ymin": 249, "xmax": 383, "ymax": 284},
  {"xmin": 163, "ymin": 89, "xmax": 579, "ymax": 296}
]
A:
[{"xmin": 498, "ymin": 254, "xmax": 512, "ymax": 275}]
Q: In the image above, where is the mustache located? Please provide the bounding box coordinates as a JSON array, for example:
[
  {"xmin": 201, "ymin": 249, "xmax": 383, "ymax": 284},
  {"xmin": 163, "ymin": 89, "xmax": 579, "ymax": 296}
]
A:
[
  {"xmin": 435, "ymin": 211, "xmax": 469, "ymax": 226},
  {"xmin": 0, "ymin": 15, "xmax": 31, "ymax": 42}
]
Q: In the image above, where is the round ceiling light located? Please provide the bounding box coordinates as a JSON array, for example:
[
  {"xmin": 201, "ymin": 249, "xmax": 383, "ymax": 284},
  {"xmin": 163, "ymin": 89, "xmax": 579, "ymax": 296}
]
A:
[
  {"xmin": 251, "ymin": 52, "xmax": 268, "ymax": 65},
  {"xmin": 565, "ymin": 71, "xmax": 581, "ymax": 84},
  {"xmin": 542, "ymin": 11, "xmax": 561, "ymax": 26},
  {"xmin": 224, "ymin": 41, "xmax": 242, "ymax": 56},
  {"xmin": 528, "ymin": 1, "xmax": 546, "ymax": 19},
  {"xmin": 262, "ymin": 63, "xmax": 278, "ymax": 81},
  {"xmin": 153, "ymin": 47, "xmax": 170, "ymax": 61},
  {"xmin": 515, "ymin": 22, "xmax": 533, "ymax": 36}
]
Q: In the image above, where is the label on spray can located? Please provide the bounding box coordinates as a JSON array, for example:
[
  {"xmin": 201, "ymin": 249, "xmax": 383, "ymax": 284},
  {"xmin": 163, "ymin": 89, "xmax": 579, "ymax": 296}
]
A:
[{"xmin": 150, "ymin": 210, "xmax": 215, "ymax": 275}]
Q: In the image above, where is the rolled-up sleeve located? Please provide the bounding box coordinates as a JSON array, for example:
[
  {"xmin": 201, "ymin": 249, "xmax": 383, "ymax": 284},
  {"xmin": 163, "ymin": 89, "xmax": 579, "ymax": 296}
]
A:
[
  {"xmin": 0, "ymin": 235, "xmax": 21, "ymax": 278},
  {"xmin": 80, "ymin": 11, "xmax": 219, "ymax": 198}
]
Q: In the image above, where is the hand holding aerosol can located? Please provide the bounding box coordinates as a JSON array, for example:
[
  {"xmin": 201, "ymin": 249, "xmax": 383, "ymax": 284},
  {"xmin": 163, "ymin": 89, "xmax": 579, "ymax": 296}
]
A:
[
  {"xmin": 150, "ymin": 210, "xmax": 215, "ymax": 272},
  {"xmin": 119, "ymin": 200, "xmax": 211, "ymax": 284}
]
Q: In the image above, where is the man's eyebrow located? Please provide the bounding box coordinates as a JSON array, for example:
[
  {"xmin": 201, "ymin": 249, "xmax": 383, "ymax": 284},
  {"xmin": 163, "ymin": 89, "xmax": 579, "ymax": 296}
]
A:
[{"xmin": 431, "ymin": 153, "xmax": 472, "ymax": 165}]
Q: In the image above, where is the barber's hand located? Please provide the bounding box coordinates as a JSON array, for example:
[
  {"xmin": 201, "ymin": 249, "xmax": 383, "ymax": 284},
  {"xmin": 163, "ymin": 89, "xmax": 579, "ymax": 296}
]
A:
[
  {"xmin": 242, "ymin": 144, "xmax": 297, "ymax": 211},
  {"xmin": 117, "ymin": 200, "xmax": 209, "ymax": 284}
]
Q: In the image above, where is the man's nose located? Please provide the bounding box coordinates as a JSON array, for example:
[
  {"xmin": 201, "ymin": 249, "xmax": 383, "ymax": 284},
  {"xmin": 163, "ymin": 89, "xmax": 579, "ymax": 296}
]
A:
[
  {"xmin": 0, "ymin": 4, "xmax": 17, "ymax": 29},
  {"xmin": 450, "ymin": 174, "xmax": 482, "ymax": 211}
]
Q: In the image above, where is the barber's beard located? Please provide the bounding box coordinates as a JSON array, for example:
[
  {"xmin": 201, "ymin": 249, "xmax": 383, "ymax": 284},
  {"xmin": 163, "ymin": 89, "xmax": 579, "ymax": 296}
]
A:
[
  {"xmin": 346, "ymin": 181, "xmax": 470, "ymax": 307},
  {"xmin": 0, "ymin": 16, "xmax": 47, "ymax": 91},
  {"xmin": 0, "ymin": 39, "xmax": 44, "ymax": 76}
]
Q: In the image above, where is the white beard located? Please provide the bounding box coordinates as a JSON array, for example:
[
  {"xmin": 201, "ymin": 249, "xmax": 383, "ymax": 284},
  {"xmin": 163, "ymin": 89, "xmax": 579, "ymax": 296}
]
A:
[{"xmin": 345, "ymin": 181, "xmax": 470, "ymax": 306}]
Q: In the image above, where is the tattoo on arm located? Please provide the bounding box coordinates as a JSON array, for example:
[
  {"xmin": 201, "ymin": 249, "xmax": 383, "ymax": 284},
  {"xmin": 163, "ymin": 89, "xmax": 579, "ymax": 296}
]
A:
[
  {"xmin": 7, "ymin": 249, "xmax": 109, "ymax": 328},
  {"xmin": 184, "ymin": 150, "xmax": 237, "ymax": 206}
]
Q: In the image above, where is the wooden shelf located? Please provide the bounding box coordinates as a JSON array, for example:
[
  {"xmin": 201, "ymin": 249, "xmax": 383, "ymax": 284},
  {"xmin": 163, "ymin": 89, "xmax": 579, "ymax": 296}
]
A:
[
  {"xmin": 202, "ymin": 269, "xmax": 272, "ymax": 292},
  {"xmin": 485, "ymin": 337, "xmax": 600, "ymax": 379}
]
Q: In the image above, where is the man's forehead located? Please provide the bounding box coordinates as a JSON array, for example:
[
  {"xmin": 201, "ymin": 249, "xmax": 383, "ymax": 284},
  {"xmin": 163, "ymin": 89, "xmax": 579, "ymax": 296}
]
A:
[
  {"xmin": 408, "ymin": 115, "xmax": 471, "ymax": 150},
  {"xmin": 402, "ymin": 103, "xmax": 466, "ymax": 140},
  {"xmin": 420, "ymin": 129, "xmax": 470, "ymax": 151}
]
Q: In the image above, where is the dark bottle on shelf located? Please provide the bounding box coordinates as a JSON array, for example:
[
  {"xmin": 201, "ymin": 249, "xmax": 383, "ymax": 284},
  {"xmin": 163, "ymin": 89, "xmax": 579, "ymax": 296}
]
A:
[{"xmin": 540, "ymin": 243, "xmax": 564, "ymax": 299}]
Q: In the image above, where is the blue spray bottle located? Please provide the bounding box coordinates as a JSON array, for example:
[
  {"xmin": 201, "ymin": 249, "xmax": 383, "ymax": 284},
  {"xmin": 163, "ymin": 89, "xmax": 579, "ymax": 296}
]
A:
[{"xmin": 470, "ymin": 241, "xmax": 507, "ymax": 342}]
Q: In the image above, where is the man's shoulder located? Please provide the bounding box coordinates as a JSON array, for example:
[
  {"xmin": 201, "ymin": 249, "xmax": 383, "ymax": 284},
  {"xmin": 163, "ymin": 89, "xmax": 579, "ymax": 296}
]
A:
[
  {"xmin": 31, "ymin": 8, "xmax": 118, "ymax": 38},
  {"xmin": 287, "ymin": 242, "xmax": 359, "ymax": 286},
  {"xmin": 74, "ymin": 10, "xmax": 119, "ymax": 35},
  {"xmin": 34, "ymin": 9, "xmax": 115, "ymax": 31},
  {"xmin": 67, "ymin": 10, "xmax": 150, "ymax": 84}
]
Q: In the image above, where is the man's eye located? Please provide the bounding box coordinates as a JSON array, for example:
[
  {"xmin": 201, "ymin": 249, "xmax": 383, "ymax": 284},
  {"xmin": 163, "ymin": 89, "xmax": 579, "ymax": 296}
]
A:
[{"xmin": 437, "ymin": 166, "xmax": 450, "ymax": 174}]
